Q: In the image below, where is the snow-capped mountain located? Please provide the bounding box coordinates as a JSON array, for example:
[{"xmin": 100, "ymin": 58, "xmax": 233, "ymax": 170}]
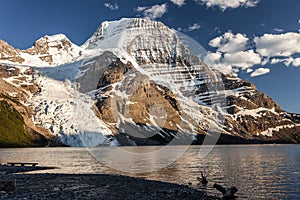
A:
[
  {"xmin": 0, "ymin": 18, "xmax": 299, "ymax": 147},
  {"xmin": 0, "ymin": 34, "xmax": 81, "ymax": 66}
]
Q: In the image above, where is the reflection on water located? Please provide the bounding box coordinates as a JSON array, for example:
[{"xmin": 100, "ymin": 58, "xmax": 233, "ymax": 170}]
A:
[{"xmin": 1, "ymin": 145, "xmax": 300, "ymax": 199}]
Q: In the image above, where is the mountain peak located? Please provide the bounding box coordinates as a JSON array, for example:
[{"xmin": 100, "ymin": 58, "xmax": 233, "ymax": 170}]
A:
[
  {"xmin": 36, "ymin": 33, "xmax": 69, "ymax": 41},
  {"xmin": 96, "ymin": 17, "xmax": 167, "ymax": 35},
  {"xmin": 29, "ymin": 33, "xmax": 75, "ymax": 53},
  {"xmin": 24, "ymin": 34, "xmax": 81, "ymax": 65},
  {"xmin": 32, "ymin": 34, "xmax": 71, "ymax": 49},
  {"xmin": 83, "ymin": 18, "xmax": 168, "ymax": 49}
]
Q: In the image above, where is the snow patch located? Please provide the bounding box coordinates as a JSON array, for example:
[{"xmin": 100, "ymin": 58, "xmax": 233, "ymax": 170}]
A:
[{"xmin": 258, "ymin": 124, "xmax": 296, "ymax": 137}]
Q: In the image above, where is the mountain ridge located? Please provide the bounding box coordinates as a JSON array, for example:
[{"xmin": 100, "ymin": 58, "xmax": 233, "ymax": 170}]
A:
[
  {"xmin": 0, "ymin": 33, "xmax": 81, "ymax": 66},
  {"xmin": 0, "ymin": 18, "xmax": 299, "ymax": 147}
]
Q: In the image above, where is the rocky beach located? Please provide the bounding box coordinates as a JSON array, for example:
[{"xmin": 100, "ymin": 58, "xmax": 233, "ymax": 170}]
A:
[{"xmin": 0, "ymin": 165, "xmax": 213, "ymax": 200}]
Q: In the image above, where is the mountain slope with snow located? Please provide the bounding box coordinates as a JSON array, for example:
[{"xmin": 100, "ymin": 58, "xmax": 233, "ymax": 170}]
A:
[
  {"xmin": 0, "ymin": 18, "xmax": 299, "ymax": 147},
  {"xmin": 0, "ymin": 34, "xmax": 81, "ymax": 67}
]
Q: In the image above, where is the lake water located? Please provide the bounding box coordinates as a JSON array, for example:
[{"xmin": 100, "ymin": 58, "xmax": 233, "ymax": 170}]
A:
[{"xmin": 1, "ymin": 145, "xmax": 299, "ymax": 199}]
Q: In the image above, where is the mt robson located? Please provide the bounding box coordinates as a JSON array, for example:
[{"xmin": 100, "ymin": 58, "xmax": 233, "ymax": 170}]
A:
[{"xmin": 0, "ymin": 18, "xmax": 300, "ymax": 147}]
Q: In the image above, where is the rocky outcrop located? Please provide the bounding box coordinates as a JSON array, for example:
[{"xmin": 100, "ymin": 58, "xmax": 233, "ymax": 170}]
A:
[
  {"xmin": 0, "ymin": 40, "xmax": 24, "ymax": 63},
  {"xmin": 0, "ymin": 64, "xmax": 20, "ymax": 78},
  {"xmin": 97, "ymin": 58, "xmax": 133, "ymax": 87},
  {"xmin": 76, "ymin": 51, "xmax": 119, "ymax": 93},
  {"xmin": 219, "ymin": 73, "xmax": 300, "ymax": 143}
]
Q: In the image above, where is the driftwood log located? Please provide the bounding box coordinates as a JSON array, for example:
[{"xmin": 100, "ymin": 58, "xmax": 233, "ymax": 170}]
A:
[{"xmin": 213, "ymin": 183, "xmax": 238, "ymax": 199}]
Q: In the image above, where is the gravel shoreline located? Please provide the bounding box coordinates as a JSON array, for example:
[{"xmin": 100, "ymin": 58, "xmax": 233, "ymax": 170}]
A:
[
  {"xmin": 0, "ymin": 173, "xmax": 215, "ymax": 200},
  {"xmin": 0, "ymin": 165, "xmax": 56, "ymax": 174}
]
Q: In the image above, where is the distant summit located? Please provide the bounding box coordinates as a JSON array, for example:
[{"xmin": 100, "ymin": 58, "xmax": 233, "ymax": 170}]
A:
[
  {"xmin": 0, "ymin": 34, "xmax": 81, "ymax": 66},
  {"xmin": 24, "ymin": 34, "xmax": 82, "ymax": 65}
]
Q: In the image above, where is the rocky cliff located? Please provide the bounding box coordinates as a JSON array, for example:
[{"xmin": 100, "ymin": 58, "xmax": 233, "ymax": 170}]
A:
[{"xmin": 0, "ymin": 40, "xmax": 24, "ymax": 63}]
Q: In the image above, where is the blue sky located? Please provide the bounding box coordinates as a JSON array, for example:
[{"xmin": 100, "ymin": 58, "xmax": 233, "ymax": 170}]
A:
[{"xmin": 0, "ymin": 0, "xmax": 300, "ymax": 113}]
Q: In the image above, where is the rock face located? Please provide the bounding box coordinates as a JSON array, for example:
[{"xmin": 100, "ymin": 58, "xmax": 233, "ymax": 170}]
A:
[
  {"xmin": 76, "ymin": 51, "xmax": 120, "ymax": 93},
  {"xmin": 0, "ymin": 18, "xmax": 299, "ymax": 147},
  {"xmin": 220, "ymin": 73, "xmax": 300, "ymax": 143},
  {"xmin": 0, "ymin": 40, "xmax": 24, "ymax": 63},
  {"xmin": 0, "ymin": 64, "xmax": 20, "ymax": 78},
  {"xmin": 95, "ymin": 68, "xmax": 187, "ymax": 145}
]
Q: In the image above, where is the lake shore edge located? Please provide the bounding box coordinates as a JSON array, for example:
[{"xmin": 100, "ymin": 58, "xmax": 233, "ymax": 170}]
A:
[{"xmin": 0, "ymin": 172, "xmax": 216, "ymax": 200}]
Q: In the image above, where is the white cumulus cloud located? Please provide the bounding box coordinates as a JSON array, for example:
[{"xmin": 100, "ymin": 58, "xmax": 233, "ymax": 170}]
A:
[
  {"xmin": 136, "ymin": 6, "xmax": 148, "ymax": 12},
  {"xmin": 209, "ymin": 32, "xmax": 249, "ymax": 53},
  {"xmin": 137, "ymin": 4, "xmax": 168, "ymax": 20},
  {"xmin": 170, "ymin": 0, "xmax": 186, "ymax": 7},
  {"xmin": 269, "ymin": 57, "xmax": 298, "ymax": 67},
  {"xmin": 178, "ymin": 23, "xmax": 201, "ymax": 32},
  {"xmin": 246, "ymin": 68, "xmax": 253, "ymax": 73},
  {"xmin": 188, "ymin": 23, "xmax": 201, "ymax": 31},
  {"xmin": 104, "ymin": 2, "xmax": 119, "ymax": 10},
  {"xmin": 254, "ymin": 32, "xmax": 300, "ymax": 57},
  {"xmin": 207, "ymin": 31, "xmax": 300, "ymax": 77},
  {"xmin": 204, "ymin": 52, "xmax": 230, "ymax": 74},
  {"xmin": 206, "ymin": 32, "xmax": 261, "ymax": 75},
  {"xmin": 270, "ymin": 58, "xmax": 285, "ymax": 65},
  {"xmin": 292, "ymin": 58, "xmax": 300, "ymax": 67},
  {"xmin": 195, "ymin": 0, "xmax": 260, "ymax": 11},
  {"xmin": 250, "ymin": 68, "xmax": 270, "ymax": 77},
  {"xmin": 223, "ymin": 50, "xmax": 261, "ymax": 70},
  {"xmin": 204, "ymin": 52, "xmax": 222, "ymax": 67},
  {"xmin": 204, "ymin": 56, "xmax": 237, "ymax": 75}
]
